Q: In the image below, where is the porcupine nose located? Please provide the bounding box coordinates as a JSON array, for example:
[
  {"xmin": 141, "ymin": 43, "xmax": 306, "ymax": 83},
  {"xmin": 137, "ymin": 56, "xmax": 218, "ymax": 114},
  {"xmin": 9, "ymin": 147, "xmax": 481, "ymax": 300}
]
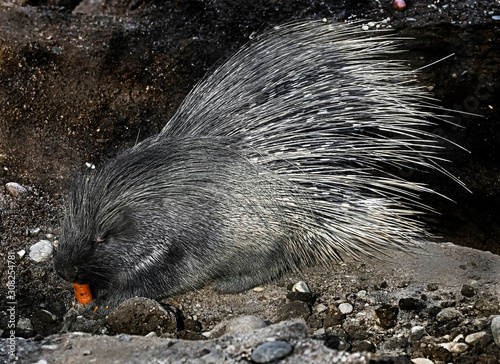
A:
[{"xmin": 54, "ymin": 258, "xmax": 82, "ymax": 283}]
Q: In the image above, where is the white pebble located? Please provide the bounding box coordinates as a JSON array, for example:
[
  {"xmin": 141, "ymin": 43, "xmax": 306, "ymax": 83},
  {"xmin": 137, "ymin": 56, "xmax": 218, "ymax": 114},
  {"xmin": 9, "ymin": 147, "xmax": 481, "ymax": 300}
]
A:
[
  {"xmin": 465, "ymin": 331, "xmax": 486, "ymax": 345},
  {"xmin": 316, "ymin": 304, "xmax": 327, "ymax": 313},
  {"xmin": 338, "ymin": 303, "xmax": 353, "ymax": 314},
  {"xmin": 40, "ymin": 345, "xmax": 58, "ymax": 350},
  {"xmin": 292, "ymin": 281, "xmax": 310, "ymax": 293},
  {"xmin": 17, "ymin": 249, "xmax": 26, "ymax": 259},
  {"xmin": 253, "ymin": 286, "xmax": 265, "ymax": 292},
  {"xmin": 29, "ymin": 240, "xmax": 54, "ymax": 262},
  {"xmin": 28, "ymin": 227, "xmax": 41, "ymax": 236},
  {"xmin": 17, "ymin": 317, "xmax": 33, "ymax": 331},
  {"xmin": 6, "ymin": 182, "xmax": 27, "ymax": 197},
  {"xmin": 492, "ymin": 316, "xmax": 500, "ymax": 347},
  {"xmin": 438, "ymin": 342, "xmax": 469, "ymax": 354},
  {"xmin": 411, "ymin": 359, "xmax": 435, "ymax": 364}
]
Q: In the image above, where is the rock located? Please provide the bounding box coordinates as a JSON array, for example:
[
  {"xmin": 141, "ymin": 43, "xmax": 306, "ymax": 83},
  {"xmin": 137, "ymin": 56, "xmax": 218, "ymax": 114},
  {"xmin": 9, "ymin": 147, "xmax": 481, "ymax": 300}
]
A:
[
  {"xmin": 461, "ymin": 284, "xmax": 475, "ymax": 297},
  {"xmin": 435, "ymin": 307, "xmax": 463, "ymax": 323},
  {"xmin": 106, "ymin": 297, "xmax": 178, "ymax": 337},
  {"xmin": 276, "ymin": 301, "xmax": 310, "ymax": 322},
  {"xmin": 16, "ymin": 317, "xmax": 35, "ymax": 338},
  {"xmin": 411, "ymin": 359, "xmax": 435, "ymax": 364},
  {"xmin": 426, "ymin": 283, "xmax": 438, "ymax": 291},
  {"xmin": 338, "ymin": 303, "xmax": 353, "ymax": 314},
  {"xmin": 351, "ymin": 339, "xmax": 376, "ymax": 352},
  {"xmin": 316, "ymin": 303, "xmax": 327, "ymax": 313},
  {"xmin": 27, "ymin": 227, "xmax": 41, "ymax": 236},
  {"xmin": 286, "ymin": 291, "xmax": 316, "ymax": 306},
  {"xmin": 17, "ymin": 317, "xmax": 33, "ymax": 331},
  {"xmin": 465, "ymin": 331, "xmax": 487, "ymax": 345},
  {"xmin": 292, "ymin": 281, "xmax": 310, "ymax": 293},
  {"xmin": 61, "ymin": 308, "xmax": 107, "ymax": 335},
  {"xmin": 29, "ymin": 240, "xmax": 54, "ymax": 262},
  {"xmin": 438, "ymin": 342, "xmax": 469, "ymax": 354},
  {"xmin": 375, "ymin": 304, "xmax": 399, "ymax": 329},
  {"xmin": 409, "ymin": 326, "xmax": 426, "ymax": 343},
  {"xmin": 5, "ymin": 182, "xmax": 27, "ymax": 197},
  {"xmin": 250, "ymin": 341, "xmax": 293, "ymax": 363},
  {"xmin": 324, "ymin": 335, "xmax": 351, "ymax": 351},
  {"xmin": 399, "ymin": 297, "xmax": 426, "ymax": 311},
  {"xmin": 210, "ymin": 315, "xmax": 267, "ymax": 338},
  {"xmin": 323, "ymin": 306, "xmax": 343, "ymax": 327},
  {"xmin": 492, "ymin": 316, "xmax": 500, "ymax": 347}
]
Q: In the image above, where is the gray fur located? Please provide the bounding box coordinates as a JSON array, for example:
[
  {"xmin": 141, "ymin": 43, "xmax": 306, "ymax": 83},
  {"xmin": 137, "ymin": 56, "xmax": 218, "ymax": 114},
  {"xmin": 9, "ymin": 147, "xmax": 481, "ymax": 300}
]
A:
[{"xmin": 54, "ymin": 21, "xmax": 456, "ymax": 306}]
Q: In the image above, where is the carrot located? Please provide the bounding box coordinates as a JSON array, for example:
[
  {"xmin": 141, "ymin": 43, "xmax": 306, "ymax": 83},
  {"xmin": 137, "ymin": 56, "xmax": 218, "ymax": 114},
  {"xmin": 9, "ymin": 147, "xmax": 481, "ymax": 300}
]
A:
[{"xmin": 72, "ymin": 283, "xmax": 93, "ymax": 305}]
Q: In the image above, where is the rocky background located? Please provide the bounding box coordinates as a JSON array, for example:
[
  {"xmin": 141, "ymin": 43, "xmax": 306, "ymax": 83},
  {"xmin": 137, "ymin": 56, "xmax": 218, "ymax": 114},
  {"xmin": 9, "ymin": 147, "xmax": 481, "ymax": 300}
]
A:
[{"xmin": 0, "ymin": 0, "xmax": 499, "ymax": 363}]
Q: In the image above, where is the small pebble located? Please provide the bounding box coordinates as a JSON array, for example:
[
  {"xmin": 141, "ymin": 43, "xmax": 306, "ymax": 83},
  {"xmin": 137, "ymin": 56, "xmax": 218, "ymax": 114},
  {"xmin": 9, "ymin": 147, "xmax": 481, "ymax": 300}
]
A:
[
  {"xmin": 338, "ymin": 303, "xmax": 353, "ymax": 314},
  {"xmin": 438, "ymin": 342, "xmax": 469, "ymax": 354},
  {"xmin": 409, "ymin": 325, "xmax": 426, "ymax": 342},
  {"xmin": 411, "ymin": 359, "xmax": 434, "ymax": 364},
  {"xmin": 493, "ymin": 15, "xmax": 500, "ymax": 21},
  {"xmin": 83, "ymin": 349, "xmax": 92, "ymax": 355},
  {"xmin": 276, "ymin": 301, "xmax": 310, "ymax": 322},
  {"xmin": 316, "ymin": 304, "xmax": 327, "ymax": 313},
  {"xmin": 292, "ymin": 281, "xmax": 310, "ymax": 293},
  {"xmin": 426, "ymin": 283, "xmax": 438, "ymax": 291},
  {"xmin": 357, "ymin": 290, "xmax": 367, "ymax": 298},
  {"xmin": 251, "ymin": 341, "xmax": 293, "ymax": 363},
  {"xmin": 28, "ymin": 227, "xmax": 41, "ymax": 236},
  {"xmin": 253, "ymin": 286, "xmax": 265, "ymax": 292},
  {"xmin": 436, "ymin": 307, "xmax": 462, "ymax": 323},
  {"xmin": 17, "ymin": 249, "xmax": 26, "ymax": 259},
  {"xmin": 6, "ymin": 182, "xmax": 27, "ymax": 197},
  {"xmin": 492, "ymin": 316, "xmax": 500, "ymax": 347},
  {"xmin": 399, "ymin": 297, "xmax": 426, "ymax": 311},
  {"xmin": 40, "ymin": 345, "xmax": 58, "ymax": 350},
  {"xmin": 375, "ymin": 304, "xmax": 399, "ymax": 329},
  {"xmin": 17, "ymin": 317, "xmax": 34, "ymax": 331},
  {"xmin": 29, "ymin": 240, "xmax": 54, "ymax": 262},
  {"xmin": 461, "ymin": 284, "xmax": 475, "ymax": 297},
  {"xmin": 465, "ymin": 331, "xmax": 486, "ymax": 345}
]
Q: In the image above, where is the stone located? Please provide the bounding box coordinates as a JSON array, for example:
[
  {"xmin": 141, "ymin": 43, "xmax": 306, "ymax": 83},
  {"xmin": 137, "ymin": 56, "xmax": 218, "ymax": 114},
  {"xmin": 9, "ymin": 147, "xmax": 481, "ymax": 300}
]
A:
[
  {"xmin": 106, "ymin": 297, "xmax": 178, "ymax": 336},
  {"xmin": 375, "ymin": 304, "xmax": 399, "ymax": 329},
  {"xmin": 251, "ymin": 341, "xmax": 293, "ymax": 363},
  {"xmin": 491, "ymin": 316, "xmax": 500, "ymax": 347}
]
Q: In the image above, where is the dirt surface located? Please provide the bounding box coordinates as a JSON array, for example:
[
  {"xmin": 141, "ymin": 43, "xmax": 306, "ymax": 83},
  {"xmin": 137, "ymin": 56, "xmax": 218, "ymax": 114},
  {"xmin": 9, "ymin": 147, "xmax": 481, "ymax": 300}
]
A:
[{"xmin": 0, "ymin": 0, "xmax": 499, "ymax": 363}]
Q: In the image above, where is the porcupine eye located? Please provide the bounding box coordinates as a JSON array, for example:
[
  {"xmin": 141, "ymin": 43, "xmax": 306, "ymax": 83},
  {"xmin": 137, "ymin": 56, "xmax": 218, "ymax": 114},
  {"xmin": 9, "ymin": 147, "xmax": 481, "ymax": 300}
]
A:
[{"xmin": 94, "ymin": 236, "xmax": 105, "ymax": 245}]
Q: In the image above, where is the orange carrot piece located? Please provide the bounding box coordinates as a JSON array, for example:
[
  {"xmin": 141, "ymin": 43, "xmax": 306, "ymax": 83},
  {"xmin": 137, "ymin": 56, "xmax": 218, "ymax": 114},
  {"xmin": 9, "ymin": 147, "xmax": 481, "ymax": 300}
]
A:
[{"xmin": 72, "ymin": 283, "xmax": 93, "ymax": 305}]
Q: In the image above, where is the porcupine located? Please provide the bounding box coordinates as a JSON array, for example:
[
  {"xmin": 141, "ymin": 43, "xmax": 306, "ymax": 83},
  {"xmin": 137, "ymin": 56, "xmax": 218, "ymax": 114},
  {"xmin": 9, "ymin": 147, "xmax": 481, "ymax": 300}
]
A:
[{"xmin": 54, "ymin": 21, "xmax": 459, "ymax": 306}]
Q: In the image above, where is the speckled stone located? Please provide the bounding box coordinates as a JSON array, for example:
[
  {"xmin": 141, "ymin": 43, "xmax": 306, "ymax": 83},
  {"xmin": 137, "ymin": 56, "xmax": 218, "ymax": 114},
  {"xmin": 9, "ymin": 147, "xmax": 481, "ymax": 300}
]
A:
[{"xmin": 251, "ymin": 341, "xmax": 293, "ymax": 363}]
